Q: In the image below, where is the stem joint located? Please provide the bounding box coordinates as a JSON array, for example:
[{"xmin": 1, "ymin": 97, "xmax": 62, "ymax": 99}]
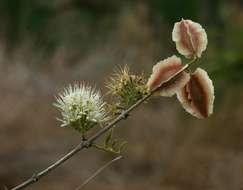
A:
[
  {"xmin": 31, "ymin": 174, "xmax": 39, "ymax": 182},
  {"xmin": 83, "ymin": 140, "xmax": 92, "ymax": 148}
]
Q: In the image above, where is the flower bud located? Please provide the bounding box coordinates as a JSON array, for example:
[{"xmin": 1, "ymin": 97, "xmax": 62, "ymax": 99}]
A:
[
  {"xmin": 177, "ymin": 68, "xmax": 214, "ymax": 118},
  {"xmin": 172, "ymin": 19, "xmax": 208, "ymax": 59},
  {"xmin": 147, "ymin": 55, "xmax": 190, "ymax": 97},
  {"xmin": 107, "ymin": 66, "xmax": 148, "ymax": 109}
]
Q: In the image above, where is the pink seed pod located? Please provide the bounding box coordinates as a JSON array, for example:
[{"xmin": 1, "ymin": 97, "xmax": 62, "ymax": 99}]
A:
[
  {"xmin": 147, "ymin": 55, "xmax": 190, "ymax": 97},
  {"xmin": 177, "ymin": 68, "xmax": 214, "ymax": 119},
  {"xmin": 172, "ymin": 19, "xmax": 208, "ymax": 59}
]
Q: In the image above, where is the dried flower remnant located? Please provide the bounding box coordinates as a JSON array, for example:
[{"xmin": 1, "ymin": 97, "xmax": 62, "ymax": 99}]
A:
[
  {"xmin": 172, "ymin": 19, "xmax": 208, "ymax": 59},
  {"xmin": 54, "ymin": 83, "xmax": 107, "ymax": 134},
  {"xmin": 107, "ymin": 66, "xmax": 148, "ymax": 111},
  {"xmin": 147, "ymin": 55, "xmax": 190, "ymax": 97},
  {"xmin": 177, "ymin": 68, "xmax": 214, "ymax": 119}
]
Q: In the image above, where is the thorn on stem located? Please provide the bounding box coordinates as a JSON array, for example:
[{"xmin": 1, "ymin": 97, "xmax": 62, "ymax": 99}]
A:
[
  {"xmin": 31, "ymin": 174, "xmax": 38, "ymax": 182},
  {"xmin": 82, "ymin": 134, "xmax": 87, "ymax": 141},
  {"xmin": 121, "ymin": 112, "xmax": 129, "ymax": 119},
  {"xmin": 83, "ymin": 140, "xmax": 92, "ymax": 148}
]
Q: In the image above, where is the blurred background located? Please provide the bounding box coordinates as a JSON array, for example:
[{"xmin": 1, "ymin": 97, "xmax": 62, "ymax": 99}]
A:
[{"xmin": 1, "ymin": 0, "xmax": 243, "ymax": 189}]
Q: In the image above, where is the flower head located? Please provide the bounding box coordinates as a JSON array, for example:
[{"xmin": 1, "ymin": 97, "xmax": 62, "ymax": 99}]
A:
[
  {"xmin": 177, "ymin": 68, "xmax": 214, "ymax": 118},
  {"xmin": 147, "ymin": 55, "xmax": 190, "ymax": 96},
  {"xmin": 107, "ymin": 66, "xmax": 148, "ymax": 109},
  {"xmin": 172, "ymin": 19, "xmax": 208, "ymax": 59},
  {"xmin": 54, "ymin": 83, "xmax": 107, "ymax": 133}
]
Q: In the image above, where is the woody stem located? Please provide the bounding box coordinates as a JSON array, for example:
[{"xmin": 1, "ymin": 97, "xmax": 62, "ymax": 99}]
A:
[{"xmin": 11, "ymin": 64, "xmax": 189, "ymax": 190}]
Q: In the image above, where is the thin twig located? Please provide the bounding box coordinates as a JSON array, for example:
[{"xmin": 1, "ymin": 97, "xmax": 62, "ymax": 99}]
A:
[
  {"xmin": 75, "ymin": 155, "xmax": 122, "ymax": 190},
  {"xmin": 11, "ymin": 64, "xmax": 188, "ymax": 190}
]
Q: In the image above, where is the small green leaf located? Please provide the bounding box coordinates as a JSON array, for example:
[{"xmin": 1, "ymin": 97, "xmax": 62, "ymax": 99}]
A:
[
  {"xmin": 119, "ymin": 141, "xmax": 127, "ymax": 152},
  {"xmin": 104, "ymin": 129, "xmax": 113, "ymax": 147},
  {"xmin": 111, "ymin": 139, "xmax": 118, "ymax": 149}
]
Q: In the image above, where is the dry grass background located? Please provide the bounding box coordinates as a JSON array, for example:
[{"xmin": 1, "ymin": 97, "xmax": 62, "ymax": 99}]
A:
[{"xmin": 1, "ymin": 1, "xmax": 243, "ymax": 190}]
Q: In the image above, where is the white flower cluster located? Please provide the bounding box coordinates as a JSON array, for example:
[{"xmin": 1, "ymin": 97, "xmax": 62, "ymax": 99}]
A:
[{"xmin": 54, "ymin": 83, "xmax": 107, "ymax": 132}]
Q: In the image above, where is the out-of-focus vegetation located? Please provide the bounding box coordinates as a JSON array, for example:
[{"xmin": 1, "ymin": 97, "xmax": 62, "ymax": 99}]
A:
[
  {"xmin": 1, "ymin": 0, "xmax": 243, "ymax": 87},
  {"xmin": 1, "ymin": 1, "xmax": 243, "ymax": 190}
]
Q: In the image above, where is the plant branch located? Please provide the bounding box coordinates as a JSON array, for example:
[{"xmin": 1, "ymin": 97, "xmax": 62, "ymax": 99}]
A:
[
  {"xmin": 75, "ymin": 155, "xmax": 122, "ymax": 190},
  {"xmin": 11, "ymin": 64, "xmax": 189, "ymax": 190}
]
